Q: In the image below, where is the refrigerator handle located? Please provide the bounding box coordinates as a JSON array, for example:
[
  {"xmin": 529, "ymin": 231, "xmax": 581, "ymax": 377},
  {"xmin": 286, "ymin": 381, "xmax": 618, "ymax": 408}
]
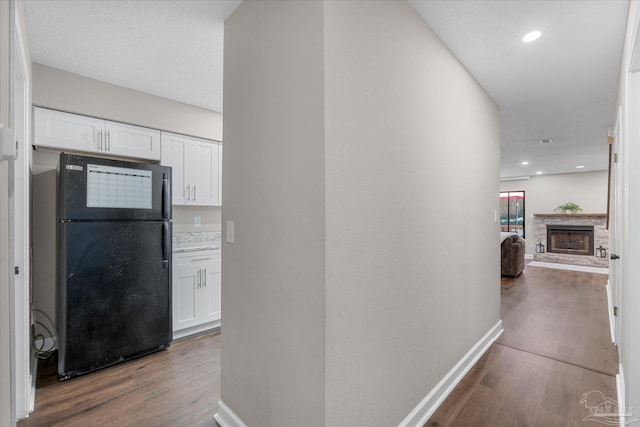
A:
[
  {"xmin": 162, "ymin": 221, "xmax": 170, "ymax": 269},
  {"xmin": 162, "ymin": 173, "xmax": 171, "ymax": 220}
]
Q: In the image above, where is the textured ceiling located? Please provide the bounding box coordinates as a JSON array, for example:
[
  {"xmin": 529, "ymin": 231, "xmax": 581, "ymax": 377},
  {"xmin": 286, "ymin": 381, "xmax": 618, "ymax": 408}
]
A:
[
  {"xmin": 24, "ymin": 0, "xmax": 630, "ymax": 177},
  {"xmin": 24, "ymin": 0, "xmax": 241, "ymax": 113}
]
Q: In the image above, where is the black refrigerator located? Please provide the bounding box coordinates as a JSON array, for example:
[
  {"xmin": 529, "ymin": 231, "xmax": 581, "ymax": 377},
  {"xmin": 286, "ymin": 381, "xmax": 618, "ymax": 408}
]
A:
[{"xmin": 57, "ymin": 153, "xmax": 172, "ymax": 379}]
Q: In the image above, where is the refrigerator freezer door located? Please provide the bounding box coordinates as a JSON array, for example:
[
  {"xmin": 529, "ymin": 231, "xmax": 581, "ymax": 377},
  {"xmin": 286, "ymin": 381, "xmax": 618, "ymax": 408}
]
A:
[
  {"xmin": 59, "ymin": 153, "xmax": 171, "ymax": 221},
  {"xmin": 58, "ymin": 221, "xmax": 172, "ymax": 379}
]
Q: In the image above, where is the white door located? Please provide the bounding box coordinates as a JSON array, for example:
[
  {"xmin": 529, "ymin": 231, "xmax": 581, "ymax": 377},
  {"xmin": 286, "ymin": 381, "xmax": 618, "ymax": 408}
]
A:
[
  {"xmin": 202, "ymin": 256, "xmax": 222, "ymax": 323},
  {"xmin": 160, "ymin": 134, "xmax": 188, "ymax": 205},
  {"xmin": 193, "ymin": 141, "xmax": 220, "ymax": 206},
  {"xmin": 173, "ymin": 268, "xmax": 200, "ymax": 330},
  {"xmin": 611, "ymin": 108, "xmax": 623, "ymax": 348}
]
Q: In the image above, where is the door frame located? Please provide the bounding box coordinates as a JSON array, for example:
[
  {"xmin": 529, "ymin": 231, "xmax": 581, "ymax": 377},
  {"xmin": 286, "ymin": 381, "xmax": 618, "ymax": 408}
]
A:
[{"xmin": 10, "ymin": 1, "xmax": 31, "ymax": 421}]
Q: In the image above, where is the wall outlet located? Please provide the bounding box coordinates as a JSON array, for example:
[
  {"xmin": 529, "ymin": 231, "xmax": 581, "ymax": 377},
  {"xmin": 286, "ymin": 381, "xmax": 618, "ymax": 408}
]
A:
[{"xmin": 194, "ymin": 216, "xmax": 201, "ymax": 227}]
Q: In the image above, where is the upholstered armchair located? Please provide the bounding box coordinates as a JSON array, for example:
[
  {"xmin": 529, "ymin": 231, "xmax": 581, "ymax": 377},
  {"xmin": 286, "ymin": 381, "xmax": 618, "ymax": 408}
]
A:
[{"xmin": 501, "ymin": 234, "xmax": 525, "ymax": 277}]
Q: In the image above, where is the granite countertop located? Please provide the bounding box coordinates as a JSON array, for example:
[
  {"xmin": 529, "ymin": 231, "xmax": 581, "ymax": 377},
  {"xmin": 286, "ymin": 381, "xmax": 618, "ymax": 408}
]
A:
[{"xmin": 173, "ymin": 232, "xmax": 221, "ymax": 253}]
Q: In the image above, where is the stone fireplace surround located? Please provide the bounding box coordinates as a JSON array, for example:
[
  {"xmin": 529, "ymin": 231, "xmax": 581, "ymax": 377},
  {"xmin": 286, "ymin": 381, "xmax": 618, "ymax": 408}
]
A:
[{"xmin": 533, "ymin": 213, "xmax": 608, "ymax": 268}]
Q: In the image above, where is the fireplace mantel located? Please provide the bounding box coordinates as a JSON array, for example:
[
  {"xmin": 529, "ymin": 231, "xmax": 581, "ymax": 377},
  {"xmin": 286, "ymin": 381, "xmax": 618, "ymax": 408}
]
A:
[{"xmin": 533, "ymin": 213, "xmax": 607, "ymax": 218}]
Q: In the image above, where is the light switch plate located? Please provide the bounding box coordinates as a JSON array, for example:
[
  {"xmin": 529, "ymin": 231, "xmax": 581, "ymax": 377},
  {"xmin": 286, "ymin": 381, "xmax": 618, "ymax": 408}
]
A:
[
  {"xmin": 0, "ymin": 124, "xmax": 17, "ymax": 161},
  {"xmin": 226, "ymin": 221, "xmax": 234, "ymax": 243},
  {"xmin": 194, "ymin": 216, "xmax": 201, "ymax": 227}
]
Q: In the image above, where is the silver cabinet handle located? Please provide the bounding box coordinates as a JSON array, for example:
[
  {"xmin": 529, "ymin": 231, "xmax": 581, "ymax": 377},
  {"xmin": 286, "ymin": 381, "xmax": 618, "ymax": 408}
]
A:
[
  {"xmin": 197, "ymin": 269, "xmax": 201, "ymax": 288},
  {"xmin": 192, "ymin": 185, "xmax": 196, "ymax": 202},
  {"xmin": 192, "ymin": 258, "xmax": 212, "ymax": 262},
  {"xmin": 98, "ymin": 129, "xmax": 103, "ymax": 151},
  {"xmin": 186, "ymin": 184, "xmax": 191, "ymax": 202},
  {"xmin": 106, "ymin": 130, "xmax": 111, "ymax": 152},
  {"xmin": 203, "ymin": 268, "xmax": 207, "ymax": 287}
]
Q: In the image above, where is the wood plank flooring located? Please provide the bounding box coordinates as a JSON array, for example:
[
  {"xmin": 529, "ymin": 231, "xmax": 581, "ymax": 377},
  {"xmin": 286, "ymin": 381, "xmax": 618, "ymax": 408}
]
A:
[
  {"xmin": 18, "ymin": 330, "xmax": 221, "ymax": 427},
  {"xmin": 19, "ymin": 262, "xmax": 618, "ymax": 426},
  {"xmin": 426, "ymin": 262, "xmax": 619, "ymax": 426}
]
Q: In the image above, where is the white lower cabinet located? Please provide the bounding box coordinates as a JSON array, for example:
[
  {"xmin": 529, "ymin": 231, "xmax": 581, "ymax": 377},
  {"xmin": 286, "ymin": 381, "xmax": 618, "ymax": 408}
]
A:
[{"xmin": 172, "ymin": 250, "xmax": 221, "ymax": 338}]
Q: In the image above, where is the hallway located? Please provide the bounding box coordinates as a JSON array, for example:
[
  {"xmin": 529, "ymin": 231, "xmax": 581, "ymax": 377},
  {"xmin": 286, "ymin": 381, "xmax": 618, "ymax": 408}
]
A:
[{"xmin": 426, "ymin": 263, "xmax": 619, "ymax": 426}]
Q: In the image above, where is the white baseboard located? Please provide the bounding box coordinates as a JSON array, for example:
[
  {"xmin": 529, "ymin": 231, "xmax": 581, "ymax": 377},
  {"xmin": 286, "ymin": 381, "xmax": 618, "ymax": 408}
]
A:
[
  {"xmin": 398, "ymin": 320, "xmax": 504, "ymax": 427},
  {"xmin": 214, "ymin": 321, "xmax": 503, "ymax": 427},
  {"xmin": 172, "ymin": 320, "xmax": 221, "ymax": 340},
  {"xmin": 214, "ymin": 400, "xmax": 248, "ymax": 427},
  {"xmin": 617, "ymin": 363, "xmax": 625, "ymax": 427}
]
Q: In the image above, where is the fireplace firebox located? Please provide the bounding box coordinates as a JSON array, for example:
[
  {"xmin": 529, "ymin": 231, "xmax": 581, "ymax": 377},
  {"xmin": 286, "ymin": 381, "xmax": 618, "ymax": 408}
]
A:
[{"xmin": 546, "ymin": 225, "xmax": 595, "ymax": 256}]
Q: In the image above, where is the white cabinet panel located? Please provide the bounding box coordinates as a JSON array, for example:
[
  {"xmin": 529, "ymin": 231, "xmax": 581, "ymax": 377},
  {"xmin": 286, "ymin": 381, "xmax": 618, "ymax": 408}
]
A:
[
  {"xmin": 160, "ymin": 134, "xmax": 188, "ymax": 205},
  {"xmin": 106, "ymin": 121, "xmax": 160, "ymax": 161},
  {"xmin": 174, "ymin": 270, "xmax": 199, "ymax": 330},
  {"xmin": 34, "ymin": 108, "xmax": 102, "ymax": 153},
  {"xmin": 161, "ymin": 132, "xmax": 221, "ymax": 206},
  {"xmin": 33, "ymin": 107, "xmax": 160, "ymax": 161},
  {"xmin": 172, "ymin": 250, "xmax": 221, "ymax": 336}
]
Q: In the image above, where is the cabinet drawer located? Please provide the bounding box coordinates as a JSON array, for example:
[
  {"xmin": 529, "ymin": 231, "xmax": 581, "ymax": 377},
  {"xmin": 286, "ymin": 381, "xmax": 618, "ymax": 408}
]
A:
[{"xmin": 174, "ymin": 250, "xmax": 220, "ymax": 267}]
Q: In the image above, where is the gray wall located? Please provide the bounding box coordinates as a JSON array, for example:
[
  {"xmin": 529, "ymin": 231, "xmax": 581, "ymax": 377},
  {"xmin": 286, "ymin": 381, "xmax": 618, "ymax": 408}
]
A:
[
  {"xmin": 32, "ymin": 63, "xmax": 222, "ymax": 141},
  {"xmin": 500, "ymin": 170, "xmax": 608, "ymax": 253},
  {"xmin": 223, "ymin": 1, "xmax": 327, "ymax": 426},
  {"xmin": 222, "ymin": 1, "xmax": 501, "ymax": 425},
  {"xmin": 323, "ymin": 1, "xmax": 500, "ymax": 424}
]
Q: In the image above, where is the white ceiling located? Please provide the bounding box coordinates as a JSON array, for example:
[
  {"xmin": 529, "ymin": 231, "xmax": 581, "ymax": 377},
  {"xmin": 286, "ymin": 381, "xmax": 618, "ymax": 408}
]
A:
[
  {"xmin": 24, "ymin": 0, "xmax": 629, "ymax": 178},
  {"xmin": 24, "ymin": 0, "xmax": 241, "ymax": 113}
]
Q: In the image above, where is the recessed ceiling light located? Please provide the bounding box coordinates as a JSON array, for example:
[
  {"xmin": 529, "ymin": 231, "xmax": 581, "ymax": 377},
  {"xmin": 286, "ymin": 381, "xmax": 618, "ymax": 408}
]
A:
[
  {"xmin": 576, "ymin": 165, "xmax": 585, "ymax": 169},
  {"xmin": 521, "ymin": 161, "xmax": 529, "ymax": 165},
  {"xmin": 523, "ymin": 31, "xmax": 542, "ymax": 43},
  {"xmin": 536, "ymin": 171, "xmax": 543, "ymax": 175},
  {"xmin": 539, "ymin": 138, "xmax": 552, "ymax": 144}
]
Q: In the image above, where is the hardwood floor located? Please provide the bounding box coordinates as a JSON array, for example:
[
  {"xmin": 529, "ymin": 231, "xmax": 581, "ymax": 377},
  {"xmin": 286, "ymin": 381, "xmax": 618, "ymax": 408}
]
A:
[
  {"xmin": 426, "ymin": 262, "xmax": 619, "ymax": 426},
  {"xmin": 19, "ymin": 263, "xmax": 617, "ymax": 426},
  {"xmin": 18, "ymin": 330, "xmax": 221, "ymax": 427}
]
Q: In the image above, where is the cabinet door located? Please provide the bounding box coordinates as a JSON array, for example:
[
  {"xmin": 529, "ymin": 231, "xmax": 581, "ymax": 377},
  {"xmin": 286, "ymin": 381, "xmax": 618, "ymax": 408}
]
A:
[
  {"xmin": 161, "ymin": 134, "xmax": 188, "ymax": 205},
  {"xmin": 192, "ymin": 141, "xmax": 220, "ymax": 206},
  {"xmin": 173, "ymin": 267, "xmax": 200, "ymax": 330},
  {"xmin": 201, "ymin": 255, "xmax": 221, "ymax": 323},
  {"xmin": 33, "ymin": 107, "xmax": 103, "ymax": 153},
  {"xmin": 106, "ymin": 121, "xmax": 161, "ymax": 161}
]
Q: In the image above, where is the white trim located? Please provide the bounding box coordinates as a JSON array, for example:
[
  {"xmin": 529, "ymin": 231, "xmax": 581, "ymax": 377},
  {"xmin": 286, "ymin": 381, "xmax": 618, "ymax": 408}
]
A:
[
  {"xmin": 527, "ymin": 261, "xmax": 609, "ymax": 275},
  {"xmin": 172, "ymin": 320, "xmax": 220, "ymax": 340},
  {"xmin": 28, "ymin": 356, "xmax": 36, "ymax": 413},
  {"xmin": 607, "ymin": 281, "xmax": 616, "ymax": 344},
  {"xmin": 617, "ymin": 363, "xmax": 625, "ymax": 427},
  {"xmin": 214, "ymin": 400, "xmax": 249, "ymax": 427},
  {"xmin": 398, "ymin": 320, "xmax": 504, "ymax": 427}
]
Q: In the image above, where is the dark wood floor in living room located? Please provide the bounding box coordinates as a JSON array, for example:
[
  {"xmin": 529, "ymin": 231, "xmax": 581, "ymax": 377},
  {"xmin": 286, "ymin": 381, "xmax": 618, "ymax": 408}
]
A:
[
  {"xmin": 426, "ymin": 262, "xmax": 618, "ymax": 427},
  {"xmin": 17, "ymin": 330, "xmax": 221, "ymax": 427}
]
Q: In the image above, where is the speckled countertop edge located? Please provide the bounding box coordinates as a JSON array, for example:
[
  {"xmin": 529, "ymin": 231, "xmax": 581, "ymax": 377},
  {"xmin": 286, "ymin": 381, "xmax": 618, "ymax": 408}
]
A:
[{"xmin": 173, "ymin": 232, "xmax": 221, "ymax": 253}]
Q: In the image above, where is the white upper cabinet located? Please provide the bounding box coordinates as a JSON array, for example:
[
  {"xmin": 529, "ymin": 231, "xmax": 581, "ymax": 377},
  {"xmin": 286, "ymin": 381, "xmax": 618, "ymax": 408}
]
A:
[
  {"xmin": 34, "ymin": 108, "xmax": 103, "ymax": 153},
  {"xmin": 105, "ymin": 121, "xmax": 161, "ymax": 160},
  {"xmin": 33, "ymin": 107, "xmax": 160, "ymax": 161},
  {"xmin": 161, "ymin": 132, "xmax": 221, "ymax": 206}
]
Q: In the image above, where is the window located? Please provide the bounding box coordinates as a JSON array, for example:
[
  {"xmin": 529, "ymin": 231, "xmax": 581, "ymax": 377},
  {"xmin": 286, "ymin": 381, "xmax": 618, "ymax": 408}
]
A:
[{"xmin": 500, "ymin": 191, "xmax": 525, "ymax": 238}]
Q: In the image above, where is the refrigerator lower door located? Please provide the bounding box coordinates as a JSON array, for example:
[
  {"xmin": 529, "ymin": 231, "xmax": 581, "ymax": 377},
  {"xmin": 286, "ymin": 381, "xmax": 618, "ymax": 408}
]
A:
[{"xmin": 58, "ymin": 221, "xmax": 172, "ymax": 379}]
